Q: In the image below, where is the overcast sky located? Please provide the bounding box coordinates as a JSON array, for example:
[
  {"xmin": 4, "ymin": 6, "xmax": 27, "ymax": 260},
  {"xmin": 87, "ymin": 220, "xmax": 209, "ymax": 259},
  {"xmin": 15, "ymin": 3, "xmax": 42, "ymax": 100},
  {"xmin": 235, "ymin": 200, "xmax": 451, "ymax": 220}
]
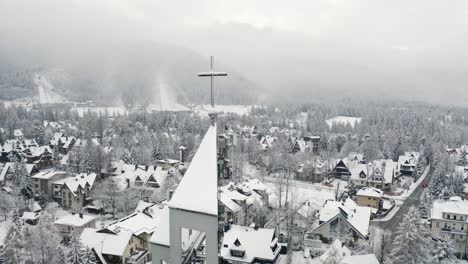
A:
[{"xmin": 1, "ymin": 0, "xmax": 468, "ymax": 105}]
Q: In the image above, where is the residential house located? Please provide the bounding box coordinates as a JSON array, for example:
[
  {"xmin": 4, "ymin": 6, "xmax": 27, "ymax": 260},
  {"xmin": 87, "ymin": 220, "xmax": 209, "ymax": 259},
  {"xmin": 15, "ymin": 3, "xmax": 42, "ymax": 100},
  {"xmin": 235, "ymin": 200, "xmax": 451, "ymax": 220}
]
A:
[
  {"xmin": 397, "ymin": 151, "xmax": 420, "ymax": 176},
  {"xmin": 25, "ymin": 146, "xmax": 53, "ymax": 169},
  {"xmin": 60, "ymin": 173, "xmax": 97, "ymax": 209},
  {"xmin": 81, "ymin": 226, "xmax": 148, "ymax": 264},
  {"xmin": 303, "ymin": 135, "xmax": 321, "ymax": 154},
  {"xmin": 295, "ymin": 200, "xmax": 319, "ymax": 228},
  {"xmin": 430, "ymin": 197, "xmax": 468, "ymax": 258},
  {"xmin": 31, "ymin": 170, "xmax": 70, "ymax": 199},
  {"xmin": 107, "ymin": 201, "xmax": 168, "ymax": 262},
  {"xmin": 220, "ymin": 183, "xmax": 251, "ymax": 225},
  {"xmin": 259, "ymin": 135, "xmax": 277, "ymax": 150},
  {"xmin": 155, "ymin": 159, "xmax": 180, "ymax": 170},
  {"xmin": 54, "ymin": 212, "xmax": 96, "ymax": 240},
  {"xmin": 356, "ymin": 187, "xmax": 383, "ymax": 211},
  {"xmin": 49, "ymin": 133, "xmax": 76, "ymax": 154},
  {"xmin": 21, "ymin": 211, "xmax": 39, "ymax": 225},
  {"xmin": 219, "ymin": 224, "xmax": 281, "ymax": 264},
  {"xmin": 112, "ymin": 164, "xmax": 167, "ymax": 190},
  {"xmin": 0, "ymin": 162, "xmax": 39, "ymax": 187},
  {"xmin": 219, "ymin": 178, "xmax": 270, "ymax": 226},
  {"xmin": 291, "ymin": 138, "xmax": 310, "ymax": 153},
  {"xmin": 310, "ymin": 198, "xmax": 371, "ymax": 243},
  {"xmin": 240, "ymin": 125, "xmax": 258, "ymax": 138},
  {"xmin": 349, "ymin": 160, "xmax": 397, "ymax": 191}
]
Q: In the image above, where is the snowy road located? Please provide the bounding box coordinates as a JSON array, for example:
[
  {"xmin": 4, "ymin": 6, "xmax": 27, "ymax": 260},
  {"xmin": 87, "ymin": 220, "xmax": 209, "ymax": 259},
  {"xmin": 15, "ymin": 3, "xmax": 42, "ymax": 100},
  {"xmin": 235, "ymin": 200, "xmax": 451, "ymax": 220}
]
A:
[{"xmin": 373, "ymin": 166, "xmax": 432, "ymax": 237}]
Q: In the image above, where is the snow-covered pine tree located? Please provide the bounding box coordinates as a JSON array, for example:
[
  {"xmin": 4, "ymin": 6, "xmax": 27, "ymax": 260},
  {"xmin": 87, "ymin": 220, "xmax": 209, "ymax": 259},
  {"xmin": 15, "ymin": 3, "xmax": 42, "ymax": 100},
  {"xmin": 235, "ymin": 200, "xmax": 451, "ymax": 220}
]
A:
[
  {"xmin": 13, "ymin": 158, "xmax": 33, "ymax": 201},
  {"xmin": 452, "ymin": 174, "xmax": 465, "ymax": 197},
  {"xmin": 152, "ymin": 146, "xmax": 164, "ymax": 162},
  {"xmin": 121, "ymin": 149, "xmax": 135, "ymax": 165},
  {"xmin": 430, "ymin": 164, "xmax": 447, "ymax": 199},
  {"xmin": 431, "ymin": 239, "xmax": 455, "ymax": 264},
  {"xmin": 389, "ymin": 206, "xmax": 431, "ymax": 264},
  {"xmin": 53, "ymin": 145, "xmax": 61, "ymax": 169},
  {"xmin": 419, "ymin": 189, "xmax": 433, "ymax": 218},
  {"xmin": 67, "ymin": 229, "xmax": 87, "ymax": 264},
  {"xmin": 84, "ymin": 247, "xmax": 98, "ymax": 264},
  {"xmin": 32, "ymin": 211, "xmax": 63, "ymax": 264},
  {"xmin": 0, "ymin": 218, "xmax": 24, "ymax": 264},
  {"xmin": 79, "ymin": 150, "xmax": 93, "ymax": 174}
]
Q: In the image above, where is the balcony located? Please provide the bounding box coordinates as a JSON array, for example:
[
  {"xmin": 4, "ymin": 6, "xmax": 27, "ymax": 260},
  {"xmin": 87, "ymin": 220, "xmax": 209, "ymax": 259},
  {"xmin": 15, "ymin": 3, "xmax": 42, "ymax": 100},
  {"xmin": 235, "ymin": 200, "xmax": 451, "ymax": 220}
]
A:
[{"xmin": 126, "ymin": 248, "xmax": 148, "ymax": 264}]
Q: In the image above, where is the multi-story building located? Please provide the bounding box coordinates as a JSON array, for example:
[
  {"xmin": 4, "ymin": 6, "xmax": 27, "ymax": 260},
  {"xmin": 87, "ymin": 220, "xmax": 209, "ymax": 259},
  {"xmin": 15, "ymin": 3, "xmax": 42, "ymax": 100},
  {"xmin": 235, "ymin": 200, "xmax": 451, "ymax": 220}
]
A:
[
  {"xmin": 356, "ymin": 187, "xmax": 383, "ymax": 210},
  {"xmin": 430, "ymin": 197, "xmax": 468, "ymax": 259},
  {"xmin": 397, "ymin": 152, "xmax": 420, "ymax": 176}
]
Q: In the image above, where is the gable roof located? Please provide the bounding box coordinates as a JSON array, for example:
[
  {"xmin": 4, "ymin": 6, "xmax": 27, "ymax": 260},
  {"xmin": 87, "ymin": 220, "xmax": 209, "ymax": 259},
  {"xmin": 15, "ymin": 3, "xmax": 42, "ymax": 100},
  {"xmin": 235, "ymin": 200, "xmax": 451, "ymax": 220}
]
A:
[
  {"xmin": 220, "ymin": 224, "xmax": 279, "ymax": 263},
  {"xmin": 62, "ymin": 173, "xmax": 97, "ymax": 196},
  {"xmin": 80, "ymin": 227, "xmax": 133, "ymax": 257},
  {"xmin": 316, "ymin": 198, "xmax": 371, "ymax": 238}
]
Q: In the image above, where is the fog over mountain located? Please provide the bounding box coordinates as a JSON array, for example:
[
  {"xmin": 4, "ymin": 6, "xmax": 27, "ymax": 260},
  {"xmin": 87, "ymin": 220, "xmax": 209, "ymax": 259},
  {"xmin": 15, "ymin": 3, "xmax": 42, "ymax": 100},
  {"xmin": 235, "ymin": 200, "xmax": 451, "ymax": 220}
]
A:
[{"xmin": 1, "ymin": 0, "xmax": 468, "ymax": 106}]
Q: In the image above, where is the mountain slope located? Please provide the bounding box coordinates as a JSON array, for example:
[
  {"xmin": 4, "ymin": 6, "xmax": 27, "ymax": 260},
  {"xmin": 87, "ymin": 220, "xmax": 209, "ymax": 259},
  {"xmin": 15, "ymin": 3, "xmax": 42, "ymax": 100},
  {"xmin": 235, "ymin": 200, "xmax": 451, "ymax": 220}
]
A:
[{"xmin": 0, "ymin": 41, "xmax": 260, "ymax": 106}]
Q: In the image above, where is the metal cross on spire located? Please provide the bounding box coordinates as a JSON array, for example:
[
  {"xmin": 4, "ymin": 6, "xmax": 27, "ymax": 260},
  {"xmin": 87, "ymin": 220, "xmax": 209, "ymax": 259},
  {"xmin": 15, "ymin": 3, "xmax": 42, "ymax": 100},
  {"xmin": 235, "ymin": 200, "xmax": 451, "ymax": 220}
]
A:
[{"xmin": 197, "ymin": 56, "xmax": 228, "ymax": 108}]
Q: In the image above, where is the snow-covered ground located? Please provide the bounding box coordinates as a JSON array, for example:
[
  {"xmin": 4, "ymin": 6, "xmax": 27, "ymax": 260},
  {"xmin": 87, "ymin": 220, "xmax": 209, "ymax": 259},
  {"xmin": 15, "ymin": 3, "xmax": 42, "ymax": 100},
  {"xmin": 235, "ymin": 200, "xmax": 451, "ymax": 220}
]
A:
[
  {"xmin": 266, "ymin": 179, "xmax": 337, "ymax": 209},
  {"xmin": 326, "ymin": 116, "xmax": 362, "ymax": 128},
  {"xmin": 147, "ymin": 103, "xmax": 189, "ymax": 112},
  {"xmin": 193, "ymin": 104, "xmax": 253, "ymax": 116},
  {"xmin": 73, "ymin": 106, "xmax": 128, "ymax": 117}
]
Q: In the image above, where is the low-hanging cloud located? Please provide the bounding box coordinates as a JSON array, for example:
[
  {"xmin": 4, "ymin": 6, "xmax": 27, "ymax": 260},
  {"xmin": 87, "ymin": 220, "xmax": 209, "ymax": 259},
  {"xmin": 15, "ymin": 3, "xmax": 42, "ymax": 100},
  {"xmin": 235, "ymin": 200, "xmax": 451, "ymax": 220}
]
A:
[{"xmin": 1, "ymin": 0, "xmax": 467, "ymax": 106}]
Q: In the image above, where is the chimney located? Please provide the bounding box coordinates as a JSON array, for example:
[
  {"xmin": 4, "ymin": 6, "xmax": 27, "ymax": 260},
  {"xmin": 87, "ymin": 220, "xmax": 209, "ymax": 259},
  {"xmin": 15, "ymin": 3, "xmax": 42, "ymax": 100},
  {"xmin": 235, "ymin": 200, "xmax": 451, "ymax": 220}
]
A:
[
  {"xmin": 79, "ymin": 213, "xmax": 83, "ymax": 219},
  {"xmin": 168, "ymin": 190, "xmax": 174, "ymax": 200},
  {"xmin": 179, "ymin": 146, "xmax": 186, "ymax": 163}
]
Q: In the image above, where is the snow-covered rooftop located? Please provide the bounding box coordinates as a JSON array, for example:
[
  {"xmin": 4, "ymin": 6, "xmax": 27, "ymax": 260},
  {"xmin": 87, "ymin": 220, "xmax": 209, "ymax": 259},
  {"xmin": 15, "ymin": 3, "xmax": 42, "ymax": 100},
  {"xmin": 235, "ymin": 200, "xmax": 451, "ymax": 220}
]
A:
[
  {"xmin": 32, "ymin": 170, "xmax": 68, "ymax": 180},
  {"xmin": 108, "ymin": 202, "xmax": 167, "ymax": 236},
  {"xmin": 81, "ymin": 227, "xmax": 133, "ymax": 257},
  {"xmin": 54, "ymin": 213, "xmax": 96, "ymax": 227},
  {"xmin": 342, "ymin": 254, "xmax": 379, "ymax": 264},
  {"xmin": 356, "ymin": 187, "xmax": 383, "ymax": 198},
  {"xmin": 168, "ymin": 124, "xmax": 218, "ymax": 216},
  {"xmin": 431, "ymin": 199, "xmax": 468, "ymax": 220},
  {"xmin": 220, "ymin": 224, "xmax": 279, "ymax": 263},
  {"xmin": 318, "ymin": 198, "xmax": 371, "ymax": 237}
]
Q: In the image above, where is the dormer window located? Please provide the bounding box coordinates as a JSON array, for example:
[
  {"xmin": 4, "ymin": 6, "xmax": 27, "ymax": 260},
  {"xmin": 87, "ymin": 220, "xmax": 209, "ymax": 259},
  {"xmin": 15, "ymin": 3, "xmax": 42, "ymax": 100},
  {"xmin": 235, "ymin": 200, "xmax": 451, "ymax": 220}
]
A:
[{"xmin": 230, "ymin": 249, "xmax": 245, "ymax": 257}]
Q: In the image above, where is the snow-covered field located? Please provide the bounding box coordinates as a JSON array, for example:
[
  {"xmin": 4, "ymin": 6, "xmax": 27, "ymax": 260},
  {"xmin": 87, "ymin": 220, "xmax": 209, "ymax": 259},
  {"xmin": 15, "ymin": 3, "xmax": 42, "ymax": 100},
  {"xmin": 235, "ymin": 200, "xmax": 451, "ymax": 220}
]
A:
[
  {"xmin": 266, "ymin": 180, "xmax": 336, "ymax": 209},
  {"xmin": 193, "ymin": 104, "xmax": 253, "ymax": 116},
  {"xmin": 73, "ymin": 106, "xmax": 128, "ymax": 117},
  {"xmin": 326, "ymin": 116, "xmax": 362, "ymax": 128},
  {"xmin": 147, "ymin": 103, "xmax": 189, "ymax": 112}
]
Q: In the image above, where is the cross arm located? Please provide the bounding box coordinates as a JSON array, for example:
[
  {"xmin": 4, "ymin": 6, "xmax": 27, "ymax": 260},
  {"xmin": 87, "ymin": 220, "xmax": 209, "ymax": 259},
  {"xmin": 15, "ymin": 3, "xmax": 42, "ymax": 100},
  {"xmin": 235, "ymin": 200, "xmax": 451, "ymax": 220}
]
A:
[{"xmin": 197, "ymin": 71, "xmax": 228, "ymax": 77}]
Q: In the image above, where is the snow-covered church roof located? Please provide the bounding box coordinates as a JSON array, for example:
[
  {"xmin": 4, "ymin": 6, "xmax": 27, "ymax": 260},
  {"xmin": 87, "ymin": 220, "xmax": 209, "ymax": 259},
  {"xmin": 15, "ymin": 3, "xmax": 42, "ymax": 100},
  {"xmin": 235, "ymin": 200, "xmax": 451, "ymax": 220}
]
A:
[{"xmin": 168, "ymin": 124, "xmax": 218, "ymax": 216}]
